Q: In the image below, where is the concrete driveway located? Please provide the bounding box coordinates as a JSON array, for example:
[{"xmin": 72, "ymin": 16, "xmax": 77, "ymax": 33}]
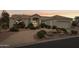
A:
[
  {"xmin": 0, "ymin": 29, "xmax": 52, "ymax": 47},
  {"xmin": 0, "ymin": 30, "xmax": 38, "ymax": 47}
]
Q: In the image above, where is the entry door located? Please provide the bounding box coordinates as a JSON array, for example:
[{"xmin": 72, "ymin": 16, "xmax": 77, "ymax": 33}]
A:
[{"xmin": 32, "ymin": 17, "xmax": 39, "ymax": 27}]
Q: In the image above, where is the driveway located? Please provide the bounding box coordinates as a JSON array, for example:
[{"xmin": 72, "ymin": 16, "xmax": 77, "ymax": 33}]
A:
[
  {"xmin": 0, "ymin": 29, "xmax": 53, "ymax": 47},
  {"xmin": 0, "ymin": 30, "xmax": 38, "ymax": 47}
]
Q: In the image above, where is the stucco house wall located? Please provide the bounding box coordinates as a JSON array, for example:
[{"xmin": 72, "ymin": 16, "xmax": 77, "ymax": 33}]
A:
[
  {"xmin": 9, "ymin": 18, "xmax": 15, "ymax": 28},
  {"xmin": 9, "ymin": 14, "xmax": 73, "ymax": 29},
  {"xmin": 50, "ymin": 15, "xmax": 73, "ymax": 29},
  {"xmin": 22, "ymin": 20, "xmax": 29, "ymax": 27}
]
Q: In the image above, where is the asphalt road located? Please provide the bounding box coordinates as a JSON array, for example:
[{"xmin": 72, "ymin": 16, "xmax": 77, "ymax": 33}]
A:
[{"xmin": 18, "ymin": 37, "xmax": 79, "ymax": 48}]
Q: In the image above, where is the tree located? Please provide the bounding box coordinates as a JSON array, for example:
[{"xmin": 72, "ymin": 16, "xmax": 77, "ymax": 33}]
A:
[
  {"xmin": 9, "ymin": 23, "xmax": 19, "ymax": 32},
  {"xmin": 1, "ymin": 10, "xmax": 10, "ymax": 28},
  {"xmin": 72, "ymin": 21, "xmax": 77, "ymax": 26},
  {"xmin": 52, "ymin": 25, "xmax": 57, "ymax": 29},
  {"xmin": 17, "ymin": 21, "xmax": 25, "ymax": 28},
  {"xmin": 27, "ymin": 23, "xmax": 36, "ymax": 29}
]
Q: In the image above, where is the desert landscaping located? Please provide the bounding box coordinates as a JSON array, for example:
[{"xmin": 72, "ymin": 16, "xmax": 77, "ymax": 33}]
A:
[
  {"xmin": 0, "ymin": 27, "xmax": 78, "ymax": 47},
  {"xmin": 0, "ymin": 10, "xmax": 79, "ymax": 48}
]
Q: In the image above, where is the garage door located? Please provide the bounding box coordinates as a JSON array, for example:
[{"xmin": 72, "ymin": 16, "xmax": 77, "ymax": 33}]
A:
[{"xmin": 55, "ymin": 21, "xmax": 71, "ymax": 28}]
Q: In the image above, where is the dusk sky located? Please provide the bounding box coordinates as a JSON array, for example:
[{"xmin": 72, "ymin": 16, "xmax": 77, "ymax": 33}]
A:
[{"xmin": 0, "ymin": 10, "xmax": 79, "ymax": 18}]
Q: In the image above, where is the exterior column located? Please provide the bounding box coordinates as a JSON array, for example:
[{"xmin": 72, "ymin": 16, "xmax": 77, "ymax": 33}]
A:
[
  {"xmin": 50, "ymin": 20, "xmax": 52, "ymax": 28},
  {"xmin": 9, "ymin": 19, "xmax": 15, "ymax": 28}
]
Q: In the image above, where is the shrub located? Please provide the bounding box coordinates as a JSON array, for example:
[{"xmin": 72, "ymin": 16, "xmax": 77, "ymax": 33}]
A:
[
  {"xmin": 0, "ymin": 26, "xmax": 2, "ymax": 32},
  {"xmin": 71, "ymin": 30, "xmax": 78, "ymax": 35},
  {"xmin": 56, "ymin": 28, "xmax": 61, "ymax": 33},
  {"xmin": 10, "ymin": 27, "xmax": 19, "ymax": 32},
  {"xmin": 60, "ymin": 28, "xmax": 68, "ymax": 33},
  {"xmin": 40, "ymin": 23, "xmax": 46, "ymax": 28},
  {"xmin": 27, "ymin": 23, "xmax": 36, "ymax": 30},
  {"xmin": 36, "ymin": 26, "xmax": 40, "ymax": 29},
  {"xmin": 72, "ymin": 21, "xmax": 77, "ymax": 26},
  {"xmin": 40, "ymin": 23, "xmax": 51, "ymax": 29},
  {"xmin": 9, "ymin": 24, "xmax": 19, "ymax": 32},
  {"xmin": 52, "ymin": 26, "xmax": 57, "ymax": 29},
  {"xmin": 46, "ymin": 25, "xmax": 51, "ymax": 29},
  {"xmin": 36, "ymin": 30, "xmax": 47, "ymax": 39},
  {"xmin": 25, "ymin": 27, "xmax": 28, "ymax": 29},
  {"xmin": 28, "ymin": 23, "xmax": 40, "ymax": 30},
  {"xmin": 2, "ymin": 23, "xmax": 8, "ymax": 29},
  {"xmin": 17, "ymin": 22, "xmax": 25, "ymax": 28}
]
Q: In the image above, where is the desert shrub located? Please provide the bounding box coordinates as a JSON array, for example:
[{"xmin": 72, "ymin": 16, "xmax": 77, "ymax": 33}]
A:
[
  {"xmin": 40, "ymin": 23, "xmax": 51, "ymax": 29},
  {"xmin": 36, "ymin": 26, "xmax": 40, "ymax": 29},
  {"xmin": 17, "ymin": 22, "xmax": 25, "ymax": 28},
  {"xmin": 25, "ymin": 27, "xmax": 28, "ymax": 29},
  {"xmin": 56, "ymin": 28, "xmax": 61, "ymax": 33},
  {"xmin": 10, "ymin": 27, "xmax": 19, "ymax": 32},
  {"xmin": 36, "ymin": 30, "xmax": 47, "ymax": 39},
  {"xmin": 40, "ymin": 23, "xmax": 46, "ymax": 28},
  {"xmin": 2, "ymin": 23, "xmax": 8, "ymax": 29},
  {"xmin": 71, "ymin": 30, "xmax": 78, "ymax": 35},
  {"xmin": 52, "ymin": 25, "xmax": 57, "ymax": 29},
  {"xmin": 72, "ymin": 21, "xmax": 77, "ymax": 26},
  {"xmin": 46, "ymin": 25, "xmax": 51, "ymax": 29},
  {"xmin": 27, "ymin": 23, "xmax": 36, "ymax": 30},
  {"xmin": 60, "ymin": 28, "xmax": 68, "ymax": 34},
  {"xmin": 9, "ymin": 24, "xmax": 19, "ymax": 32},
  {"xmin": 0, "ymin": 25, "xmax": 2, "ymax": 32}
]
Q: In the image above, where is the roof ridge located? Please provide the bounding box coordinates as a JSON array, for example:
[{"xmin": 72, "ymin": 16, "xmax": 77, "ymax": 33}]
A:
[{"xmin": 52, "ymin": 15, "xmax": 72, "ymax": 19}]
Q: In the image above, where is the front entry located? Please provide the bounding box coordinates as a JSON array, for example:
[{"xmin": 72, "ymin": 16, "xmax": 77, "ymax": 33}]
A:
[{"xmin": 32, "ymin": 17, "xmax": 39, "ymax": 27}]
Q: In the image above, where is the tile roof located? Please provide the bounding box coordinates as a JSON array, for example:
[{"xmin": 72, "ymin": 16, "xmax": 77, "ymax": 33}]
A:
[{"xmin": 50, "ymin": 15, "xmax": 73, "ymax": 20}]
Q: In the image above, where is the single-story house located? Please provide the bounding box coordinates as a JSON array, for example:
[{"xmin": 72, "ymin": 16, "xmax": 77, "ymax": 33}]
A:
[{"xmin": 9, "ymin": 14, "xmax": 73, "ymax": 29}]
